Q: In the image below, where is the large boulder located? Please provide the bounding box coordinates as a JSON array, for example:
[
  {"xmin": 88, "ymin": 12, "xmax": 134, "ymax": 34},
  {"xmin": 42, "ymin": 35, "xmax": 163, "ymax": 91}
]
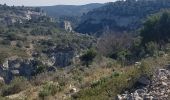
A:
[
  {"xmin": 0, "ymin": 76, "xmax": 5, "ymax": 84},
  {"xmin": 136, "ymin": 76, "xmax": 151, "ymax": 86}
]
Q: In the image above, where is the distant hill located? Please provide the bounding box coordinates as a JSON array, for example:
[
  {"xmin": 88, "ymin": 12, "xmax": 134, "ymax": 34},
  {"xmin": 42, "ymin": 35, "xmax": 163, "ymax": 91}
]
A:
[
  {"xmin": 75, "ymin": 0, "xmax": 170, "ymax": 35},
  {"xmin": 41, "ymin": 3, "xmax": 104, "ymax": 18}
]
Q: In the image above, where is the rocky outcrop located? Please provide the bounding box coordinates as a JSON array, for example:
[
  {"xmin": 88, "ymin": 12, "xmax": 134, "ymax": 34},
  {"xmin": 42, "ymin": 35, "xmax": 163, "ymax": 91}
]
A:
[
  {"xmin": 47, "ymin": 46, "xmax": 76, "ymax": 67},
  {"xmin": 0, "ymin": 49, "xmax": 76, "ymax": 83},
  {"xmin": 0, "ymin": 44, "xmax": 80, "ymax": 82},
  {"xmin": 64, "ymin": 21, "xmax": 73, "ymax": 32},
  {"xmin": 117, "ymin": 67, "xmax": 170, "ymax": 100},
  {"xmin": 0, "ymin": 57, "xmax": 42, "ymax": 83},
  {"xmin": 0, "ymin": 5, "xmax": 46, "ymax": 26}
]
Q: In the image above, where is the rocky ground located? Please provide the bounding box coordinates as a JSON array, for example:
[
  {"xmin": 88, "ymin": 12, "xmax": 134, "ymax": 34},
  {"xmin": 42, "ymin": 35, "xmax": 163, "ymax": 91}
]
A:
[{"xmin": 117, "ymin": 65, "xmax": 170, "ymax": 100}]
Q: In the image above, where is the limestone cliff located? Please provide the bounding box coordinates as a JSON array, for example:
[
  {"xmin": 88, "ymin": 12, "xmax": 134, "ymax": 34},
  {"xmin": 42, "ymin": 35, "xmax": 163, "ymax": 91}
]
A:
[{"xmin": 75, "ymin": 0, "xmax": 170, "ymax": 34}]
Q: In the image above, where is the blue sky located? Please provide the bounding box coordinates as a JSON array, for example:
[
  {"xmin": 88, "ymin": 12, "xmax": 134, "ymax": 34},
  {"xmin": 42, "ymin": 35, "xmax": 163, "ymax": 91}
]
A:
[{"xmin": 0, "ymin": 0, "xmax": 116, "ymax": 6}]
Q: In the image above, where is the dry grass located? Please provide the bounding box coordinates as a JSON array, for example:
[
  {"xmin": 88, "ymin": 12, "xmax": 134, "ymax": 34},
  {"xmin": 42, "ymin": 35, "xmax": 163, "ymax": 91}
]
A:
[{"xmin": 4, "ymin": 53, "xmax": 170, "ymax": 100}]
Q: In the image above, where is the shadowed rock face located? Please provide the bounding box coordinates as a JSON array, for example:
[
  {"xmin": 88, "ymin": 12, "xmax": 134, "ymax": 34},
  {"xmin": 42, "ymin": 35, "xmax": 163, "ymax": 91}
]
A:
[
  {"xmin": 134, "ymin": 76, "xmax": 151, "ymax": 88},
  {"xmin": 76, "ymin": 15, "xmax": 141, "ymax": 34},
  {"xmin": 48, "ymin": 46, "xmax": 76, "ymax": 67},
  {"xmin": 0, "ymin": 58, "xmax": 38, "ymax": 83},
  {"xmin": 117, "ymin": 68, "xmax": 170, "ymax": 100}
]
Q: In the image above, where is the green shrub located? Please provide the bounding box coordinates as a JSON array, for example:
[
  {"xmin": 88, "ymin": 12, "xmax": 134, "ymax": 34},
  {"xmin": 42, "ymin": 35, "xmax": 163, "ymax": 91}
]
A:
[
  {"xmin": 145, "ymin": 42, "xmax": 159, "ymax": 56},
  {"xmin": 111, "ymin": 72, "xmax": 120, "ymax": 77},
  {"xmin": 16, "ymin": 41, "xmax": 24, "ymax": 48},
  {"xmin": 0, "ymin": 53, "xmax": 8, "ymax": 64},
  {"xmin": 1, "ymin": 40, "xmax": 11, "ymax": 45},
  {"xmin": 141, "ymin": 11, "xmax": 170, "ymax": 44},
  {"xmin": 32, "ymin": 60, "xmax": 47, "ymax": 75},
  {"xmin": 106, "ymin": 61, "xmax": 113, "ymax": 68},
  {"xmin": 6, "ymin": 33, "xmax": 22, "ymax": 41},
  {"xmin": 1, "ymin": 77, "xmax": 31, "ymax": 96},
  {"xmin": 73, "ymin": 75, "xmax": 83, "ymax": 83},
  {"xmin": 39, "ymin": 82, "xmax": 62, "ymax": 99},
  {"xmin": 81, "ymin": 48, "xmax": 97, "ymax": 67},
  {"xmin": 0, "ymin": 96, "xmax": 8, "ymax": 100}
]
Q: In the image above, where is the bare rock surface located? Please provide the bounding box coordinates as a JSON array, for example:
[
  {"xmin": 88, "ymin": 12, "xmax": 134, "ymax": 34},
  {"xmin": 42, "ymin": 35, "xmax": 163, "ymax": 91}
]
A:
[{"xmin": 117, "ymin": 66, "xmax": 170, "ymax": 100}]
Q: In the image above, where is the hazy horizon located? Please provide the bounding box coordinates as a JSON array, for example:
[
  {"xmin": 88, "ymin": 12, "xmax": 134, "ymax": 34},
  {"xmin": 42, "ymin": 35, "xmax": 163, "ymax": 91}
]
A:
[{"xmin": 0, "ymin": 0, "xmax": 116, "ymax": 6}]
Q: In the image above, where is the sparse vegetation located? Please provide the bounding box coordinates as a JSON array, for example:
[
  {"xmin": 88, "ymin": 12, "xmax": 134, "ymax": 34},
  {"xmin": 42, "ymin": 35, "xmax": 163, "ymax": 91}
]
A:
[
  {"xmin": 0, "ymin": 1, "xmax": 170, "ymax": 100},
  {"xmin": 39, "ymin": 82, "xmax": 62, "ymax": 99},
  {"xmin": 1, "ymin": 77, "xmax": 31, "ymax": 96}
]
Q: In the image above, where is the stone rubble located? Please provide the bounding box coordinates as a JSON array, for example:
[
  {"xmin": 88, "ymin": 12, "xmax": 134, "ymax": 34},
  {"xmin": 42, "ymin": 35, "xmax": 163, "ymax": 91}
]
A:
[{"xmin": 117, "ymin": 68, "xmax": 170, "ymax": 100}]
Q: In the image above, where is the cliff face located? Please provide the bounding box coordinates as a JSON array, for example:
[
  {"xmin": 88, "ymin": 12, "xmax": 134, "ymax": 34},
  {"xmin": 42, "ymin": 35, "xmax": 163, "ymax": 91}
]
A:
[
  {"xmin": 75, "ymin": 0, "xmax": 170, "ymax": 35},
  {"xmin": 76, "ymin": 15, "xmax": 141, "ymax": 34}
]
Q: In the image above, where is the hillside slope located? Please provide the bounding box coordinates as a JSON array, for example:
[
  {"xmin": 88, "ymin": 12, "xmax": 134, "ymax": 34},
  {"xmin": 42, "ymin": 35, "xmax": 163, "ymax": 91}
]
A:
[
  {"xmin": 0, "ymin": 4, "xmax": 95, "ymax": 83},
  {"xmin": 75, "ymin": 0, "xmax": 170, "ymax": 35},
  {"xmin": 41, "ymin": 3, "xmax": 104, "ymax": 18}
]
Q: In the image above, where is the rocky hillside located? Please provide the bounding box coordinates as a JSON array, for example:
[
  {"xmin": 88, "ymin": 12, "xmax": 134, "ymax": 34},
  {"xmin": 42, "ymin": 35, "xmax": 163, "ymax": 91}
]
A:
[
  {"xmin": 41, "ymin": 3, "xmax": 104, "ymax": 18},
  {"xmin": 1, "ymin": 2, "xmax": 170, "ymax": 100},
  {"xmin": 0, "ymin": 4, "xmax": 46, "ymax": 26},
  {"xmin": 75, "ymin": 0, "xmax": 170, "ymax": 35},
  {"xmin": 118, "ymin": 65, "xmax": 170, "ymax": 99},
  {"xmin": 0, "ymin": 4, "xmax": 95, "ymax": 83},
  {"xmin": 41, "ymin": 3, "xmax": 104, "ymax": 29}
]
